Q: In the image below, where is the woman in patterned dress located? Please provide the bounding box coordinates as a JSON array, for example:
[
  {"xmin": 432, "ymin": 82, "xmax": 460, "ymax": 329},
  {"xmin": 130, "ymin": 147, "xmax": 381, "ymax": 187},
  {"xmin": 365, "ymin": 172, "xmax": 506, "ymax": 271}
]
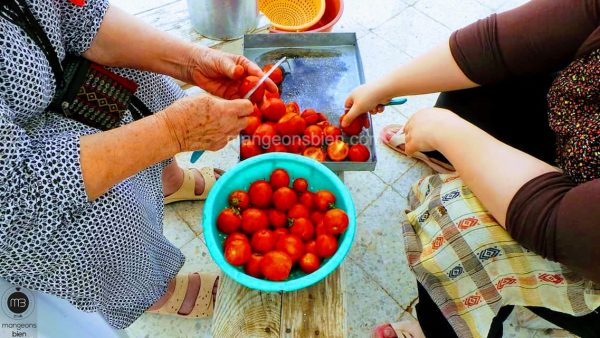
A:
[{"xmin": 0, "ymin": 0, "xmax": 274, "ymax": 329}]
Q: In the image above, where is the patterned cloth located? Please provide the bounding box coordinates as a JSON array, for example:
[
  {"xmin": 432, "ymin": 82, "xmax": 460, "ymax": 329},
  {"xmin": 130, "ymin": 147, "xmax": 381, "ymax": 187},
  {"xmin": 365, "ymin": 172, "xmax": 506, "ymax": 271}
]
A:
[
  {"xmin": 0, "ymin": 0, "xmax": 186, "ymax": 329},
  {"xmin": 402, "ymin": 174, "xmax": 600, "ymax": 338}
]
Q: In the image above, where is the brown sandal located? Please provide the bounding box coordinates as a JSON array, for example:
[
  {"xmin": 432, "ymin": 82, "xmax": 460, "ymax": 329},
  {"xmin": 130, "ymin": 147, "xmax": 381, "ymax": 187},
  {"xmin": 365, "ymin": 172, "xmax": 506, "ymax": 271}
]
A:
[{"xmin": 147, "ymin": 272, "xmax": 219, "ymax": 318}]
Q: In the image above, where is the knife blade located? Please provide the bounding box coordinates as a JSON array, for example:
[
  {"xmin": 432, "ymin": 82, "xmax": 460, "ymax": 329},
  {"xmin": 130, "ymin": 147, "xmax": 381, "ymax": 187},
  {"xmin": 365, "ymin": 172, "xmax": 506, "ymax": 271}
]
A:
[{"xmin": 243, "ymin": 56, "xmax": 287, "ymax": 100}]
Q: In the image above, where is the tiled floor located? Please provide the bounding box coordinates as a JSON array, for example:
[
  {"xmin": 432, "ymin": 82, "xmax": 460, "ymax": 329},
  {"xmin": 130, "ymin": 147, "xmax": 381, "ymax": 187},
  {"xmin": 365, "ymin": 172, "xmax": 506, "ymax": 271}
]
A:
[{"xmin": 109, "ymin": 0, "xmax": 548, "ymax": 337}]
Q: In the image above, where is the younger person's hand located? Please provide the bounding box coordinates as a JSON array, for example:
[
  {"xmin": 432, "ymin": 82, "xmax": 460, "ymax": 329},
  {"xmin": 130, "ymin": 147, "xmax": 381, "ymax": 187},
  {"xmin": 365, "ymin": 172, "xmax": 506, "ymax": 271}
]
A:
[
  {"xmin": 403, "ymin": 107, "xmax": 464, "ymax": 155},
  {"xmin": 342, "ymin": 83, "xmax": 391, "ymax": 127}
]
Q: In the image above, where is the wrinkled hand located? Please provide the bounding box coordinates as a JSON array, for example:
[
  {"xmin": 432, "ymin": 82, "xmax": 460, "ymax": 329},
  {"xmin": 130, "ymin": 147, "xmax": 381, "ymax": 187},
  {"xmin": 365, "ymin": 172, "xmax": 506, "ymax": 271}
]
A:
[
  {"xmin": 184, "ymin": 47, "xmax": 277, "ymax": 99},
  {"xmin": 403, "ymin": 107, "xmax": 463, "ymax": 155},
  {"xmin": 157, "ymin": 94, "xmax": 253, "ymax": 152},
  {"xmin": 342, "ymin": 83, "xmax": 390, "ymax": 127}
]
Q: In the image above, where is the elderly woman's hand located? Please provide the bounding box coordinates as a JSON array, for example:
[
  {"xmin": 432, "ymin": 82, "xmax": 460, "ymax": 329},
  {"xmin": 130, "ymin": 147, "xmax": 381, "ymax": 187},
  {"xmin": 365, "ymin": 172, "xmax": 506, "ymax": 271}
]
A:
[
  {"xmin": 156, "ymin": 94, "xmax": 253, "ymax": 152},
  {"xmin": 183, "ymin": 47, "xmax": 278, "ymax": 99}
]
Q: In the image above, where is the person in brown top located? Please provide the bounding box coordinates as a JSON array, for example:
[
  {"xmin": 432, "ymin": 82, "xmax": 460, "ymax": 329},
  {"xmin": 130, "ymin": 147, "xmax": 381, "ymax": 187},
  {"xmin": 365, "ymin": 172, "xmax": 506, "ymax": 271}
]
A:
[{"xmin": 343, "ymin": 0, "xmax": 600, "ymax": 337}]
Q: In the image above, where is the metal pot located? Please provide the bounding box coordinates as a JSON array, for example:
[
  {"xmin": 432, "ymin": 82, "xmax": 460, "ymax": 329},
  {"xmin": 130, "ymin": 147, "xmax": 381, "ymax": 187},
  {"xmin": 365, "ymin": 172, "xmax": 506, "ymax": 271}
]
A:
[{"xmin": 186, "ymin": 0, "xmax": 258, "ymax": 41}]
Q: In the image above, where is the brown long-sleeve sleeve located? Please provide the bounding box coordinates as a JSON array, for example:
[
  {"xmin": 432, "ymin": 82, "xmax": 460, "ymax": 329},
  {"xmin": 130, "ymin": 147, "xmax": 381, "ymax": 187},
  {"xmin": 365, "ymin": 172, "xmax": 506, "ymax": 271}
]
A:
[
  {"xmin": 506, "ymin": 172, "xmax": 600, "ymax": 283},
  {"xmin": 449, "ymin": 0, "xmax": 600, "ymax": 84}
]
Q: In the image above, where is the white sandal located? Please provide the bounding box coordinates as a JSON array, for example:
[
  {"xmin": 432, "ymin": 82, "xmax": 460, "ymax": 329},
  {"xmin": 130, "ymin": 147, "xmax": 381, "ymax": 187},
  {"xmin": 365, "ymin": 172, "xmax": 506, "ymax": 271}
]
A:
[{"xmin": 164, "ymin": 167, "xmax": 218, "ymax": 205}]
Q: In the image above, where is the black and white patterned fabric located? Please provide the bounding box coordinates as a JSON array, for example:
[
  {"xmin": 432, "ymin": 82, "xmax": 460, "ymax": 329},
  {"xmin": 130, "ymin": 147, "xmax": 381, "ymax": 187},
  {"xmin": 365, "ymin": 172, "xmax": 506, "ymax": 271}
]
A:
[{"xmin": 0, "ymin": 0, "xmax": 188, "ymax": 328}]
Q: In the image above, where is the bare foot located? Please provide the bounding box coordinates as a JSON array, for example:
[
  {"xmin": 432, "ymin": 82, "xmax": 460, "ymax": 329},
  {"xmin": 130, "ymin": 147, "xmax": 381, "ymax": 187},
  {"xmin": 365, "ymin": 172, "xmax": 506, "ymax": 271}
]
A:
[
  {"xmin": 162, "ymin": 161, "xmax": 223, "ymax": 197},
  {"xmin": 372, "ymin": 320, "xmax": 426, "ymax": 338},
  {"xmin": 148, "ymin": 273, "xmax": 219, "ymax": 315}
]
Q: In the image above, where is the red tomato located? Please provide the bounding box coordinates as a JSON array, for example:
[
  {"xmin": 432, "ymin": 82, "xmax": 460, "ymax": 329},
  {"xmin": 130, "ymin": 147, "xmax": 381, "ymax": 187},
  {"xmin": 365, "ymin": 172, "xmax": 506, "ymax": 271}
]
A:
[
  {"xmin": 269, "ymin": 168, "xmax": 290, "ymax": 189},
  {"xmin": 223, "ymin": 232, "xmax": 249, "ymax": 248},
  {"xmin": 260, "ymin": 98, "xmax": 286, "ymax": 122},
  {"xmin": 323, "ymin": 125, "xmax": 342, "ymax": 143},
  {"xmin": 245, "ymin": 253, "xmax": 263, "ymax": 278},
  {"xmin": 254, "ymin": 122, "xmax": 277, "ymax": 147},
  {"xmin": 292, "ymin": 178, "xmax": 308, "ymax": 193},
  {"xmin": 228, "ymin": 190, "xmax": 250, "ymax": 210},
  {"xmin": 273, "ymin": 187, "xmax": 297, "ymax": 211},
  {"xmin": 250, "ymin": 104, "xmax": 262, "ymax": 119},
  {"xmin": 315, "ymin": 221, "xmax": 327, "ymax": 236},
  {"xmin": 316, "ymin": 234, "xmax": 338, "ymax": 258},
  {"xmin": 250, "ymin": 229, "xmax": 277, "ymax": 254},
  {"xmin": 303, "ymin": 125, "xmax": 324, "ymax": 146},
  {"xmin": 268, "ymin": 209, "xmax": 288, "ymax": 228},
  {"xmin": 265, "ymin": 141, "xmax": 288, "ymax": 153},
  {"xmin": 305, "ymin": 240, "xmax": 318, "ymax": 255},
  {"xmin": 348, "ymin": 144, "xmax": 371, "ymax": 162},
  {"xmin": 243, "ymin": 116, "xmax": 261, "ymax": 135},
  {"xmin": 277, "ymin": 113, "xmax": 306, "ymax": 136},
  {"xmin": 241, "ymin": 208, "xmax": 269, "ymax": 234},
  {"xmin": 264, "ymin": 89, "xmax": 280, "ymax": 100},
  {"xmin": 260, "ymin": 251, "xmax": 293, "ymax": 281},
  {"xmin": 248, "ymin": 180, "xmax": 273, "ymax": 208},
  {"xmin": 286, "ymin": 101, "xmax": 300, "ymax": 115},
  {"xmin": 262, "ymin": 64, "xmax": 284, "ymax": 85},
  {"xmin": 225, "ymin": 239, "xmax": 252, "ymax": 266},
  {"xmin": 239, "ymin": 76, "xmax": 265, "ymax": 104},
  {"xmin": 303, "ymin": 147, "xmax": 326, "ymax": 162},
  {"xmin": 298, "ymin": 191, "xmax": 315, "ymax": 210},
  {"xmin": 288, "ymin": 203, "xmax": 310, "ymax": 219},
  {"xmin": 301, "ymin": 108, "xmax": 321, "ymax": 126},
  {"xmin": 275, "ymin": 234, "xmax": 305, "ymax": 263},
  {"xmin": 310, "ymin": 211, "xmax": 324, "ymax": 225},
  {"xmin": 327, "ymin": 140, "xmax": 349, "ymax": 162},
  {"xmin": 339, "ymin": 113, "xmax": 369, "ymax": 136},
  {"xmin": 316, "ymin": 120, "xmax": 330, "ymax": 129},
  {"xmin": 323, "ymin": 209, "xmax": 349, "ymax": 235},
  {"xmin": 290, "ymin": 217, "xmax": 315, "ymax": 241},
  {"xmin": 299, "ymin": 253, "xmax": 321, "ymax": 274},
  {"xmin": 315, "ymin": 190, "xmax": 336, "ymax": 211},
  {"xmin": 288, "ymin": 136, "xmax": 307, "ymax": 154},
  {"xmin": 217, "ymin": 208, "xmax": 241, "ymax": 234},
  {"xmin": 273, "ymin": 227, "xmax": 289, "ymax": 242},
  {"xmin": 240, "ymin": 138, "xmax": 263, "ymax": 160}
]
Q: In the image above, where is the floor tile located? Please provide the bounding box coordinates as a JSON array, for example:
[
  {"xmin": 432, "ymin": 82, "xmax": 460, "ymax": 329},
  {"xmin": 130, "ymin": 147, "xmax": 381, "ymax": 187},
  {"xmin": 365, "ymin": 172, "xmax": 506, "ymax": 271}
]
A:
[
  {"xmin": 162, "ymin": 205, "xmax": 197, "ymax": 248},
  {"xmin": 349, "ymin": 187, "xmax": 418, "ymax": 306},
  {"xmin": 357, "ymin": 32, "xmax": 412, "ymax": 82},
  {"xmin": 476, "ymin": 0, "xmax": 510, "ymax": 11},
  {"xmin": 342, "ymin": 0, "xmax": 409, "ymax": 30},
  {"xmin": 373, "ymin": 7, "xmax": 452, "ymax": 58},
  {"xmin": 178, "ymin": 237, "xmax": 221, "ymax": 274},
  {"xmin": 415, "ymin": 0, "xmax": 492, "ymax": 31},
  {"xmin": 395, "ymin": 93, "xmax": 439, "ymax": 119},
  {"xmin": 496, "ymin": 0, "xmax": 529, "ymax": 13},
  {"xmin": 166, "ymin": 201, "xmax": 204, "ymax": 236},
  {"xmin": 391, "ymin": 162, "xmax": 434, "ymax": 198},
  {"xmin": 343, "ymin": 171, "xmax": 388, "ymax": 215}
]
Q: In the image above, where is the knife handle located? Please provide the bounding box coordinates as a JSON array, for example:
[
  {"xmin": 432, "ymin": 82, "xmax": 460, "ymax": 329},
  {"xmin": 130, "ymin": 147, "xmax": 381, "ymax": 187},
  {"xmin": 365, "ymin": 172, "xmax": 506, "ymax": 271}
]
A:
[{"xmin": 384, "ymin": 97, "xmax": 408, "ymax": 106}]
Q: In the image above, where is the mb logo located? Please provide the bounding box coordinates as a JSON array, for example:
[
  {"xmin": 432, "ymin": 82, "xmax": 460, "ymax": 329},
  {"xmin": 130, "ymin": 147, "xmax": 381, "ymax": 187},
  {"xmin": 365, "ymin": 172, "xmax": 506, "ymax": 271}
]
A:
[{"xmin": 2, "ymin": 287, "xmax": 34, "ymax": 320}]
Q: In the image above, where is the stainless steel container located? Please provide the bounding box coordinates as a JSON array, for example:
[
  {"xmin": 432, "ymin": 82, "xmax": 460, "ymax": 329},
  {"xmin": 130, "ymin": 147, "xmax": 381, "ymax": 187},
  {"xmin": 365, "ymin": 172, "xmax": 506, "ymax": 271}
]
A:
[{"xmin": 187, "ymin": 0, "xmax": 258, "ymax": 41}]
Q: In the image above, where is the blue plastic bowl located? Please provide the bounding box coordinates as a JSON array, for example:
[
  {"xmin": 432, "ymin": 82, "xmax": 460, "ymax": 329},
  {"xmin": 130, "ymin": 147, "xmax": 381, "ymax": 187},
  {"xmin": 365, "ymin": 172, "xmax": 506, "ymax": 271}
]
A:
[{"xmin": 202, "ymin": 153, "xmax": 356, "ymax": 292}]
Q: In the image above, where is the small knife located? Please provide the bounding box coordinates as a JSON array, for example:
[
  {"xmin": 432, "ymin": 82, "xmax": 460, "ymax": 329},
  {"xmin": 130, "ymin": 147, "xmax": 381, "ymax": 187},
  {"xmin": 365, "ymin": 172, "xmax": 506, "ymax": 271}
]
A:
[{"xmin": 243, "ymin": 56, "xmax": 287, "ymax": 99}]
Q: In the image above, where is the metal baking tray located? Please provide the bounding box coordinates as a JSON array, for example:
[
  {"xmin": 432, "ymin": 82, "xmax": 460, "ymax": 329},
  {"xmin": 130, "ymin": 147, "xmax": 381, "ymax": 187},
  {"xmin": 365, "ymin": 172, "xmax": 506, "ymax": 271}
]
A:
[{"xmin": 241, "ymin": 32, "xmax": 376, "ymax": 172}]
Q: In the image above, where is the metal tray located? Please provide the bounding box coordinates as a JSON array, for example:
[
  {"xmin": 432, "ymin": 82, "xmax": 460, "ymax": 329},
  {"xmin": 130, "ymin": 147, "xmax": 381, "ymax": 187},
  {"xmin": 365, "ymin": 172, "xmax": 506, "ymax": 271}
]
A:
[{"xmin": 241, "ymin": 32, "xmax": 376, "ymax": 172}]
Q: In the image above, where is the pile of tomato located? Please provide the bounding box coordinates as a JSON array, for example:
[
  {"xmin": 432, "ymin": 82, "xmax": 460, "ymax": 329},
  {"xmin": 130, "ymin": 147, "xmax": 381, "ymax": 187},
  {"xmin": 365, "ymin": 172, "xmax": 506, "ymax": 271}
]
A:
[
  {"xmin": 239, "ymin": 64, "xmax": 371, "ymax": 163},
  {"xmin": 217, "ymin": 168, "xmax": 350, "ymax": 281}
]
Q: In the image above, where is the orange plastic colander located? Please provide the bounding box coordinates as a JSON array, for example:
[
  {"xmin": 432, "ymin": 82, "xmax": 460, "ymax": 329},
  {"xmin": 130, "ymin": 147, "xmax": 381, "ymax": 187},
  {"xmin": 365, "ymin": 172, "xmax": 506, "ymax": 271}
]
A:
[{"xmin": 258, "ymin": 0, "xmax": 326, "ymax": 32}]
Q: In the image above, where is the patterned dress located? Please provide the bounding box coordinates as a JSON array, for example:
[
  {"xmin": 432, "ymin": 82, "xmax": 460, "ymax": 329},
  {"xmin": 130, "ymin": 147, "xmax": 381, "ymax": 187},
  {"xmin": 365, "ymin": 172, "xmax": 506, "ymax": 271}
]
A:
[{"xmin": 0, "ymin": 0, "xmax": 188, "ymax": 329}]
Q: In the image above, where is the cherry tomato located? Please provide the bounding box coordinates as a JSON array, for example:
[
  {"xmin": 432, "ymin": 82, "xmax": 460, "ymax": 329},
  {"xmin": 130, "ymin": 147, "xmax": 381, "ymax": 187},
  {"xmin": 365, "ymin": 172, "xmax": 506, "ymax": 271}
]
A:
[
  {"xmin": 288, "ymin": 203, "xmax": 310, "ymax": 219},
  {"xmin": 310, "ymin": 211, "xmax": 324, "ymax": 225},
  {"xmin": 290, "ymin": 217, "xmax": 315, "ymax": 241},
  {"xmin": 292, "ymin": 178, "xmax": 308, "ymax": 193},
  {"xmin": 250, "ymin": 229, "xmax": 276, "ymax": 254},
  {"xmin": 229, "ymin": 190, "xmax": 250, "ymax": 210},
  {"xmin": 303, "ymin": 147, "xmax": 326, "ymax": 162},
  {"xmin": 270, "ymin": 168, "xmax": 290, "ymax": 189},
  {"xmin": 264, "ymin": 89, "xmax": 280, "ymax": 100},
  {"xmin": 303, "ymin": 125, "xmax": 324, "ymax": 146},
  {"xmin": 275, "ymin": 234, "xmax": 305, "ymax": 263},
  {"xmin": 262, "ymin": 64, "xmax": 284, "ymax": 85},
  {"xmin": 305, "ymin": 240, "xmax": 318, "ymax": 255},
  {"xmin": 315, "ymin": 221, "xmax": 327, "ymax": 236},
  {"xmin": 348, "ymin": 144, "xmax": 371, "ymax": 162},
  {"xmin": 298, "ymin": 191, "xmax": 315, "ymax": 210},
  {"xmin": 223, "ymin": 232, "xmax": 249, "ymax": 248},
  {"xmin": 323, "ymin": 209, "xmax": 349, "ymax": 235},
  {"xmin": 243, "ymin": 116, "xmax": 261, "ymax": 135},
  {"xmin": 277, "ymin": 113, "xmax": 306, "ymax": 136},
  {"xmin": 273, "ymin": 227, "xmax": 289, "ymax": 242},
  {"xmin": 327, "ymin": 140, "xmax": 349, "ymax": 162},
  {"xmin": 238, "ymin": 76, "xmax": 265, "ymax": 104},
  {"xmin": 265, "ymin": 141, "xmax": 288, "ymax": 153},
  {"xmin": 260, "ymin": 251, "xmax": 293, "ymax": 281},
  {"xmin": 240, "ymin": 138, "xmax": 263, "ymax": 160},
  {"xmin": 248, "ymin": 180, "xmax": 273, "ymax": 208},
  {"xmin": 241, "ymin": 208, "xmax": 269, "ymax": 234},
  {"xmin": 268, "ymin": 209, "xmax": 288, "ymax": 228},
  {"xmin": 315, "ymin": 190, "xmax": 336, "ymax": 211},
  {"xmin": 260, "ymin": 97, "xmax": 286, "ymax": 122},
  {"xmin": 323, "ymin": 125, "xmax": 342, "ymax": 143},
  {"xmin": 254, "ymin": 122, "xmax": 277, "ymax": 147},
  {"xmin": 316, "ymin": 120, "xmax": 330, "ymax": 129},
  {"xmin": 299, "ymin": 252, "xmax": 321, "ymax": 274},
  {"xmin": 316, "ymin": 234, "xmax": 338, "ymax": 258},
  {"xmin": 225, "ymin": 239, "xmax": 252, "ymax": 266},
  {"xmin": 286, "ymin": 101, "xmax": 300, "ymax": 115},
  {"xmin": 250, "ymin": 104, "xmax": 262, "ymax": 119},
  {"xmin": 339, "ymin": 113, "xmax": 369, "ymax": 136},
  {"xmin": 301, "ymin": 108, "xmax": 321, "ymax": 126},
  {"xmin": 287, "ymin": 136, "xmax": 307, "ymax": 154},
  {"xmin": 217, "ymin": 208, "xmax": 242, "ymax": 234},
  {"xmin": 273, "ymin": 187, "xmax": 297, "ymax": 211},
  {"xmin": 245, "ymin": 253, "xmax": 264, "ymax": 278}
]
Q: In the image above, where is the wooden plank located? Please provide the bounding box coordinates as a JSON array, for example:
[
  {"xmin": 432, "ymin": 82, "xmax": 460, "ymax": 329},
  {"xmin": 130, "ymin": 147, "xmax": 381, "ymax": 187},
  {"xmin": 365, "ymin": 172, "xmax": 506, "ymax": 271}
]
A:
[
  {"xmin": 280, "ymin": 267, "xmax": 346, "ymax": 338},
  {"xmin": 212, "ymin": 275, "xmax": 282, "ymax": 338}
]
